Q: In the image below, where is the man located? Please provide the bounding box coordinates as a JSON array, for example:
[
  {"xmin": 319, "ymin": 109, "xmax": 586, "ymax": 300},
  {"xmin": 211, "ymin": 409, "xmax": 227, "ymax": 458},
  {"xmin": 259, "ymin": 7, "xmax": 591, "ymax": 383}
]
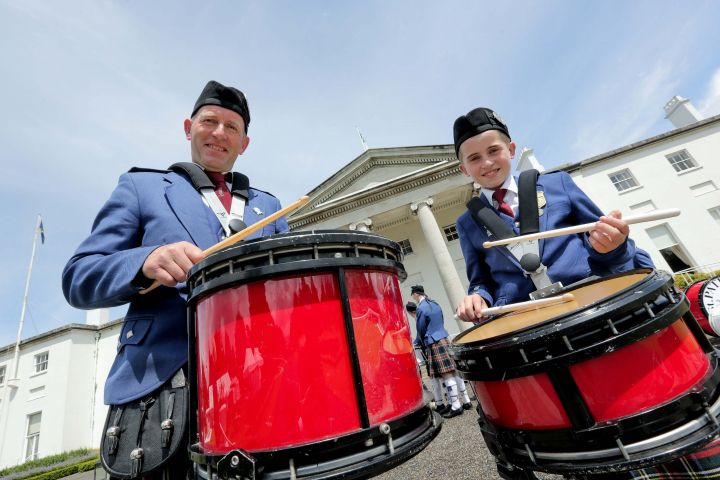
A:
[
  {"xmin": 409, "ymin": 285, "xmax": 472, "ymax": 419},
  {"xmin": 63, "ymin": 81, "xmax": 289, "ymax": 477}
]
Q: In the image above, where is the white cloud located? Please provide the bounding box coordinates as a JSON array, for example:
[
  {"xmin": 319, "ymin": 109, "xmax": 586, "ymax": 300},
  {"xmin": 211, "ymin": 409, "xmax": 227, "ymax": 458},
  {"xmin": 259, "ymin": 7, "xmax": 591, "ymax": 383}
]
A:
[{"xmin": 698, "ymin": 66, "xmax": 720, "ymax": 118}]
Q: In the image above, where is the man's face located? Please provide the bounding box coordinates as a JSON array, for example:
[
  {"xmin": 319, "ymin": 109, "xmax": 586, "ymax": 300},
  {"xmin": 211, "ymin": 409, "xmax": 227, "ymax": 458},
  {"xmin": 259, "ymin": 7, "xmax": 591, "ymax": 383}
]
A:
[
  {"xmin": 184, "ymin": 106, "xmax": 250, "ymax": 172},
  {"xmin": 458, "ymin": 130, "xmax": 516, "ymax": 190},
  {"xmin": 408, "ymin": 311, "xmax": 416, "ymax": 319}
]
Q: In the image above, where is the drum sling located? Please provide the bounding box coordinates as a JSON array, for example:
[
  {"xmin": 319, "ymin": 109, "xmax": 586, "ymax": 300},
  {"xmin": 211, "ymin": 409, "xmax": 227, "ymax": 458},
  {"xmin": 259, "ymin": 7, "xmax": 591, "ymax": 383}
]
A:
[
  {"xmin": 100, "ymin": 368, "xmax": 189, "ymax": 479},
  {"xmin": 465, "ymin": 169, "xmax": 561, "ymax": 298}
]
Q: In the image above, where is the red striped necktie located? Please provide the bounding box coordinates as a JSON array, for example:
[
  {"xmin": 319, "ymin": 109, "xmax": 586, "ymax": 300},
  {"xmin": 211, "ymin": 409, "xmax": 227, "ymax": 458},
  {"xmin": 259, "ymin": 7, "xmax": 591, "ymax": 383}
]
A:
[
  {"xmin": 492, "ymin": 189, "xmax": 514, "ymax": 217},
  {"xmin": 205, "ymin": 171, "xmax": 233, "ymax": 213}
]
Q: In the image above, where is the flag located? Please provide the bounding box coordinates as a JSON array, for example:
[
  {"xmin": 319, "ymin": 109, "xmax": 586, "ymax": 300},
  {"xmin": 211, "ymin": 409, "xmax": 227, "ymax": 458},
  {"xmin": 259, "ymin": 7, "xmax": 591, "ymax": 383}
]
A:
[
  {"xmin": 356, "ymin": 126, "xmax": 369, "ymax": 152},
  {"xmin": 39, "ymin": 221, "xmax": 45, "ymax": 244}
]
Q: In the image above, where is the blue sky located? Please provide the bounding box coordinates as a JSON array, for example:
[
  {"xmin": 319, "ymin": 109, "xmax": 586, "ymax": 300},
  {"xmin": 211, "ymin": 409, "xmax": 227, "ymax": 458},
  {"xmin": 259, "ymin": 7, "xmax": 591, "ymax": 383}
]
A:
[{"xmin": 2, "ymin": 0, "xmax": 720, "ymax": 347}]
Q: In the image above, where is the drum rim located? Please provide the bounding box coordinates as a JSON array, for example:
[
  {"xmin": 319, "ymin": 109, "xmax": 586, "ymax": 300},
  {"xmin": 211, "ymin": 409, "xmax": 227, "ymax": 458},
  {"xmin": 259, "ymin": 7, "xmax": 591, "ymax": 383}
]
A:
[
  {"xmin": 687, "ymin": 276, "xmax": 716, "ymax": 321},
  {"xmin": 453, "ymin": 268, "xmax": 658, "ymax": 349},
  {"xmin": 190, "ymin": 230, "xmax": 404, "ymax": 273}
]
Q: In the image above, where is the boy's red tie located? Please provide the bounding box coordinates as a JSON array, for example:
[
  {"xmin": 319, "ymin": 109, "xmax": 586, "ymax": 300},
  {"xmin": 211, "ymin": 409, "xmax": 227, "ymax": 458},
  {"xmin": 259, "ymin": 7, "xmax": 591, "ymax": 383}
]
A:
[
  {"xmin": 492, "ymin": 189, "xmax": 514, "ymax": 217},
  {"xmin": 206, "ymin": 171, "xmax": 233, "ymax": 213}
]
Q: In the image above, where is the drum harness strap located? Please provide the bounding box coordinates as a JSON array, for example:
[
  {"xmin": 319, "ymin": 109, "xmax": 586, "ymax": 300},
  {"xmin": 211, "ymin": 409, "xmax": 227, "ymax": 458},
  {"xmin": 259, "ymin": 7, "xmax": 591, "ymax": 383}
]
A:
[
  {"xmin": 466, "ymin": 169, "xmax": 563, "ymax": 300},
  {"xmin": 169, "ymin": 162, "xmax": 250, "ymax": 237}
]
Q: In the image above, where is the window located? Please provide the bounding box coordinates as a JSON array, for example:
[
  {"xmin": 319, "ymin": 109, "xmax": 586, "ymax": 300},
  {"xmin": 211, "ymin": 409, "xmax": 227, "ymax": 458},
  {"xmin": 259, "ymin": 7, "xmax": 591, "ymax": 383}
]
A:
[
  {"xmin": 0, "ymin": 365, "xmax": 5, "ymax": 386},
  {"xmin": 25, "ymin": 412, "xmax": 41, "ymax": 462},
  {"xmin": 709, "ymin": 207, "xmax": 720, "ymax": 227},
  {"xmin": 666, "ymin": 150, "xmax": 696, "ymax": 172},
  {"xmin": 398, "ymin": 239, "xmax": 413, "ymax": 256},
  {"xmin": 629, "ymin": 200, "xmax": 656, "ymax": 214},
  {"xmin": 690, "ymin": 181, "xmax": 717, "ymax": 197},
  {"xmin": 609, "ymin": 170, "xmax": 638, "ymax": 192},
  {"xmin": 34, "ymin": 353, "xmax": 48, "ymax": 374},
  {"xmin": 646, "ymin": 224, "xmax": 692, "ymax": 272},
  {"xmin": 443, "ymin": 224, "xmax": 459, "ymax": 242}
]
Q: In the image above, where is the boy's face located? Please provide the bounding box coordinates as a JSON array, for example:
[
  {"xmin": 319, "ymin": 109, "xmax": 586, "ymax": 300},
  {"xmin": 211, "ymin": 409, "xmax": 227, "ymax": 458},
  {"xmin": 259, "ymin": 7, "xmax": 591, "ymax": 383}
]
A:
[{"xmin": 457, "ymin": 130, "xmax": 516, "ymax": 190}]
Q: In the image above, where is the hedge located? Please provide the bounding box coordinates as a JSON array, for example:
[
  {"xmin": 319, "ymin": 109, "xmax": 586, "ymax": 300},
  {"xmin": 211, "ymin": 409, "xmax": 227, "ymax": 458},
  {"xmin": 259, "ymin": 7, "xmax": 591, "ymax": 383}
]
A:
[
  {"xmin": 674, "ymin": 270, "xmax": 720, "ymax": 291},
  {"xmin": 22, "ymin": 459, "xmax": 97, "ymax": 480},
  {"xmin": 0, "ymin": 450, "xmax": 94, "ymax": 478}
]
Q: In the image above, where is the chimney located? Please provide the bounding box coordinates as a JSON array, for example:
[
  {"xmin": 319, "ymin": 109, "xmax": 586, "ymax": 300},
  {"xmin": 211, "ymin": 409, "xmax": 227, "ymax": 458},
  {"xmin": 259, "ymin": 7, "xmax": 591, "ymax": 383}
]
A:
[
  {"xmin": 664, "ymin": 95, "xmax": 703, "ymax": 129},
  {"xmin": 516, "ymin": 147, "xmax": 545, "ymax": 173},
  {"xmin": 86, "ymin": 309, "xmax": 110, "ymax": 326}
]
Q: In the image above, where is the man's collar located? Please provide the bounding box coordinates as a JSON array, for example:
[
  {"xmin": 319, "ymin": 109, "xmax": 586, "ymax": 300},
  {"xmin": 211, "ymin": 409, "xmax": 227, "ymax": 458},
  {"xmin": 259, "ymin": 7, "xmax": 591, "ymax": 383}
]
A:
[
  {"xmin": 482, "ymin": 175, "xmax": 516, "ymax": 204},
  {"xmin": 419, "ymin": 297, "xmax": 427, "ymax": 305}
]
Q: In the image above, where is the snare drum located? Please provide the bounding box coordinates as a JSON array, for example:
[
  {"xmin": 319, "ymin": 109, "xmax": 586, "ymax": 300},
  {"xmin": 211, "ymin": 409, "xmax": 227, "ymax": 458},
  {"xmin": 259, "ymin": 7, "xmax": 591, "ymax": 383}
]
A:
[
  {"xmin": 451, "ymin": 269, "xmax": 720, "ymax": 477},
  {"xmin": 186, "ymin": 231, "xmax": 441, "ymax": 480},
  {"xmin": 686, "ymin": 279, "xmax": 719, "ymax": 336}
]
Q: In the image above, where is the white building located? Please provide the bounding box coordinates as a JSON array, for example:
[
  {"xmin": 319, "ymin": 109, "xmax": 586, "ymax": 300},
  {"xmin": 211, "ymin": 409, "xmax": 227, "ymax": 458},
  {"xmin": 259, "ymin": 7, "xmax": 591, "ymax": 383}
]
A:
[
  {"xmin": 0, "ymin": 95, "xmax": 717, "ymax": 466},
  {"xmin": 0, "ymin": 312, "xmax": 120, "ymax": 468},
  {"xmin": 288, "ymin": 96, "xmax": 720, "ymax": 340}
]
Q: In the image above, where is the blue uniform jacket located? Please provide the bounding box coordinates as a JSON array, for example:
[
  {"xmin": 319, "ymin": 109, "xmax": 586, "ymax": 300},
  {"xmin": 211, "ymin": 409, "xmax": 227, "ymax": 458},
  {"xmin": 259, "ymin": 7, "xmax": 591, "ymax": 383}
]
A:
[
  {"xmin": 457, "ymin": 171, "xmax": 637, "ymax": 308},
  {"xmin": 62, "ymin": 168, "xmax": 289, "ymax": 405},
  {"xmin": 414, "ymin": 298, "xmax": 450, "ymax": 347}
]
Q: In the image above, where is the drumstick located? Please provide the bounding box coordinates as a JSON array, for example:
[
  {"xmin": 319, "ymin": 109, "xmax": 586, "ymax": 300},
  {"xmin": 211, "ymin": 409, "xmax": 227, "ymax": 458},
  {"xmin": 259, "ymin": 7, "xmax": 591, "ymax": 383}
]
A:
[
  {"xmin": 454, "ymin": 293, "xmax": 575, "ymax": 322},
  {"xmin": 483, "ymin": 208, "xmax": 680, "ymax": 248},
  {"xmin": 139, "ymin": 196, "xmax": 310, "ymax": 295}
]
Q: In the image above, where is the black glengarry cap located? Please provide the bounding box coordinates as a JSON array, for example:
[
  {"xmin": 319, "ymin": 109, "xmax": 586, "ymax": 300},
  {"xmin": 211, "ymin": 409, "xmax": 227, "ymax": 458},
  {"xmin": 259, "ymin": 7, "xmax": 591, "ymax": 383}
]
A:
[
  {"xmin": 406, "ymin": 301, "xmax": 417, "ymax": 312},
  {"xmin": 453, "ymin": 107, "xmax": 510, "ymax": 157},
  {"xmin": 410, "ymin": 285, "xmax": 425, "ymax": 295},
  {"xmin": 192, "ymin": 81, "xmax": 251, "ymax": 133}
]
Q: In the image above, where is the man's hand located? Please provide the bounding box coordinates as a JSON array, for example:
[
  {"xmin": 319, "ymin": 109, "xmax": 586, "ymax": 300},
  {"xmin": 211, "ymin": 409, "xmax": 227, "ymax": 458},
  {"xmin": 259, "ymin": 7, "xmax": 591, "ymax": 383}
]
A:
[
  {"xmin": 456, "ymin": 294, "xmax": 490, "ymax": 323},
  {"xmin": 588, "ymin": 210, "xmax": 630, "ymax": 254},
  {"xmin": 141, "ymin": 242, "xmax": 205, "ymax": 287}
]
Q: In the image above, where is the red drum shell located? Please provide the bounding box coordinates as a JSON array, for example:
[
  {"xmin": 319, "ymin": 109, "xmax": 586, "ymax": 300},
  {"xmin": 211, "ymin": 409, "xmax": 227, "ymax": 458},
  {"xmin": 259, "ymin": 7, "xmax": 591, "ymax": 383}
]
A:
[
  {"xmin": 195, "ymin": 270, "xmax": 423, "ymax": 452},
  {"xmin": 686, "ymin": 280, "xmax": 717, "ymax": 336},
  {"xmin": 472, "ymin": 319, "xmax": 709, "ymax": 429}
]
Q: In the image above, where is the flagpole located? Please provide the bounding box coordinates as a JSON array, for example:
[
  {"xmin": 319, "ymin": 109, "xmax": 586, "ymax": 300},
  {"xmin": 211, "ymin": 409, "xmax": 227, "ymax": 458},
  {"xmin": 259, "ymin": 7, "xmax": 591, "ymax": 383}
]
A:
[{"xmin": 8, "ymin": 214, "xmax": 42, "ymax": 386}]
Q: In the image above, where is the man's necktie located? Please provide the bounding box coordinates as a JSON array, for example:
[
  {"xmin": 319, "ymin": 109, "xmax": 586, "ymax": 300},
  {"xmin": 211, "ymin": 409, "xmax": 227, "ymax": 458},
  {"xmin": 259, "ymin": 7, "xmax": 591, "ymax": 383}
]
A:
[
  {"xmin": 205, "ymin": 171, "xmax": 233, "ymax": 213},
  {"xmin": 492, "ymin": 189, "xmax": 514, "ymax": 217}
]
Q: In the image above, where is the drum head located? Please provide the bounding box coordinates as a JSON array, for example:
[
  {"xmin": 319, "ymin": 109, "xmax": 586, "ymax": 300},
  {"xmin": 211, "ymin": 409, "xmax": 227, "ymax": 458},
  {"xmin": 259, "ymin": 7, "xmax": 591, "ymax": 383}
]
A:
[{"xmin": 457, "ymin": 272, "xmax": 650, "ymax": 344}]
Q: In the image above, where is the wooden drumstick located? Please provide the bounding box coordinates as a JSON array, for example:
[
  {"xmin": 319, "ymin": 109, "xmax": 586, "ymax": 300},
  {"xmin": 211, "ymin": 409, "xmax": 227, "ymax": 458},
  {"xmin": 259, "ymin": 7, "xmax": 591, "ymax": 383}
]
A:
[
  {"xmin": 454, "ymin": 293, "xmax": 575, "ymax": 322},
  {"xmin": 483, "ymin": 208, "xmax": 680, "ymax": 248},
  {"xmin": 139, "ymin": 196, "xmax": 310, "ymax": 295}
]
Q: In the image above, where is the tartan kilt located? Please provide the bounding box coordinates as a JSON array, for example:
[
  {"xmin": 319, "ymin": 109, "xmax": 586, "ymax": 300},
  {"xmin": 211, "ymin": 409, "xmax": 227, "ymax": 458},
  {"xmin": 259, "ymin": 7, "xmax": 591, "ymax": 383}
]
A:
[
  {"xmin": 427, "ymin": 337, "xmax": 455, "ymax": 377},
  {"xmin": 628, "ymin": 438, "xmax": 720, "ymax": 479}
]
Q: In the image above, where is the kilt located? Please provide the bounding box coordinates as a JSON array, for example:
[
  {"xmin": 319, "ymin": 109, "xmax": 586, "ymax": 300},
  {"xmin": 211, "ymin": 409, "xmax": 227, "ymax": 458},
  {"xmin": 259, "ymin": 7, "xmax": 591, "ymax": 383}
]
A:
[
  {"xmin": 427, "ymin": 337, "xmax": 455, "ymax": 377},
  {"xmin": 628, "ymin": 439, "xmax": 720, "ymax": 479}
]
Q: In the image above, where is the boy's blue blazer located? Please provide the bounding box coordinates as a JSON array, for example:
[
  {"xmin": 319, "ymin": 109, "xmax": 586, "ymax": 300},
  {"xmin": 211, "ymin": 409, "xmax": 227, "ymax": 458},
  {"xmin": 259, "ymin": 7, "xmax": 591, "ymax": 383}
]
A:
[
  {"xmin": 414, "ymin": 298, "xmax": 450, "ymax": 346},
  {"xmin": 62, "ymin": 168, "xmax": 289, "ymax": 405},
  {"xmin": 457, "ymin": 171, "xmax": 637, "ymax": 308}
]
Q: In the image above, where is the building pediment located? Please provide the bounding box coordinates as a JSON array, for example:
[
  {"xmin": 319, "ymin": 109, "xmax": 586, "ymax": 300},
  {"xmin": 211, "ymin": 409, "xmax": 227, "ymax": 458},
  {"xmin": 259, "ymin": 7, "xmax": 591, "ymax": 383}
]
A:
[{"xmin": 291, "ymin": 145, "xmax": 457, "ymax": 219}]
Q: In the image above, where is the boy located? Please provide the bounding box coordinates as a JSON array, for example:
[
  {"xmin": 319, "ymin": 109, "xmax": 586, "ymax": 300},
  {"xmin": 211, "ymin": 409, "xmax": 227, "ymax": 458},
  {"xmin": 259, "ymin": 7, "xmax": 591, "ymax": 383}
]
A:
[
  {"xmin": 453, "ymin": 107, "xmax": 635, "ymax": 322},
  {"xmin": 452, "ymin": 107, "xmax": 720, "ymax": 479}
]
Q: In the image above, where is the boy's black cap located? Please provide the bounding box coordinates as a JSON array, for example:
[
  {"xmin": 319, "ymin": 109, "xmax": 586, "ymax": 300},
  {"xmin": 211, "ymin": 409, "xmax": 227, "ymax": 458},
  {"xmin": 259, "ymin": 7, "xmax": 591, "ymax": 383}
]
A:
[
  {"xmin": 453, "ymin": 108, "xmax": 510, "ymax": 157},
  {"xmin": 192, "ymin": 80, "xmax": 251, "ymax": 132},
  {"xmin": 406, "ymin": 301, "xmax": 417, "ymax": 312},
  {"xmin": 411, "ymin": 285, "xmax": 425, "ymax": 295}
]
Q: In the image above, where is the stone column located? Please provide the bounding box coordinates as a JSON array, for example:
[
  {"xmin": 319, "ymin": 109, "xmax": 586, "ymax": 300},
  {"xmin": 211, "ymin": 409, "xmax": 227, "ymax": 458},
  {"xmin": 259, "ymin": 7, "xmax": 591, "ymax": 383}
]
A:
[
  {"xmin": 410, "ymin": 197, "xmax": 470, "ymax": 333},
  {"xmin": 349, "ymin": 218, "xmax": 373, "ymax": 232}
]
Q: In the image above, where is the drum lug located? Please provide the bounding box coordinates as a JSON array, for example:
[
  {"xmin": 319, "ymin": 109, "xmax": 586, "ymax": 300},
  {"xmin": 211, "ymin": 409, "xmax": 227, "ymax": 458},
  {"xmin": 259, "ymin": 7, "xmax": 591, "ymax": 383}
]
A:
[
  {"xmin": 573, "ymin": 421, "xmax": 623, "ymax": 442},
  {"xmin": 216, "ymin": 449, "xmax": 257, "ymax": 480},
  {"xmin": 496, "ymin": 462, "xmax": 539, "ymax": 480},
  {"xmin": 689, "ymin": 385, "xmax": 712, "ymax": 404}
]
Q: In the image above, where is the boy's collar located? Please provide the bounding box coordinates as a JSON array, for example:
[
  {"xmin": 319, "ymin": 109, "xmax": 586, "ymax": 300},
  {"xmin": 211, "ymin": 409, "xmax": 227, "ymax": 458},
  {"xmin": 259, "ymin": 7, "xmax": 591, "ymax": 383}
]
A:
[{"xmin": 481, "ymin": 174, "xmax": 517, "ymax": 204}]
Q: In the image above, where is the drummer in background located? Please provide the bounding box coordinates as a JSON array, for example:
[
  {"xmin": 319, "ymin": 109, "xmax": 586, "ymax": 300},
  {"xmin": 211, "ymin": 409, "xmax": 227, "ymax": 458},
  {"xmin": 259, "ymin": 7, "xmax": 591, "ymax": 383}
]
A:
[
  {"xmin": 452, "ymin": 109, "xmax": 720, "ymax": 479},
  {"xmin": 62, "ymin": 81, "xmax": 289, "ymax": 478},
  {"xmin": 409, "ymin": 286, "xmax": 472, "ymax": 418}
]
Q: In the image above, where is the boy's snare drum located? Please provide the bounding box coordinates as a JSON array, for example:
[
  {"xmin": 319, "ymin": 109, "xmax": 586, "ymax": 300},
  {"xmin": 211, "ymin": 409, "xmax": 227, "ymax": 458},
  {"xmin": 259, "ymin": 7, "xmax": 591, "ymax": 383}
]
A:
[
  {"xmin": 186, "ymin": 231, "xmax": 441, "ymax": 480},
  {"xmin": 451, "ymin": 269, "xmax": 720, "ymax": 477}
]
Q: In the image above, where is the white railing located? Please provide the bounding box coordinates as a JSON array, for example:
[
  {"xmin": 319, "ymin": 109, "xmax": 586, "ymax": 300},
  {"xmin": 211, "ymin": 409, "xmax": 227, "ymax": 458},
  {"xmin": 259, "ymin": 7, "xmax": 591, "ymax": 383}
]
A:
[
  {"xmin": 674, "ymin": 262, "xmax": 720, "ymax": 285},
  {"xmin": 2, "ymin": 458, "xmax": 20, "ymax": 469}
]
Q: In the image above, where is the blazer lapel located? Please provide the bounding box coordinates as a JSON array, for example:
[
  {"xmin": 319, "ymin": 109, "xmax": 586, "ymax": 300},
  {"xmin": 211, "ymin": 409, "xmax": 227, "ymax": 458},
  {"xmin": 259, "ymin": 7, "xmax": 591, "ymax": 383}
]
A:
[
  {"xmin": 163, "ymin": 172, "xmax": 217, "ymax": 250},
  {"xmin": 478, "ymin": 195, "xmax": 523, "ymax": 271}
]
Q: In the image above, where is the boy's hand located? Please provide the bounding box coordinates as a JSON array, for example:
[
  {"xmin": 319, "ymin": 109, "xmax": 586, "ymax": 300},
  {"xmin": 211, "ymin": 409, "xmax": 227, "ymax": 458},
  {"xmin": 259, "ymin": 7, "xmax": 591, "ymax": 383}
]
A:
[
  {"xmin": 457, "ymin": 294, "xmax": 490, "ymax": 323},
  {"xmin": 588, "ymin": 210, "xmax": 630, "ymax": 254}
]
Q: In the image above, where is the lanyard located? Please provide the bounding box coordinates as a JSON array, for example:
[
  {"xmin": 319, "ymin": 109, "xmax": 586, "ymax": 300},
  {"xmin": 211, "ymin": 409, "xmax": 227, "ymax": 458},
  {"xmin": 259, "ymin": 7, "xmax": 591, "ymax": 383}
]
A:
[{"xmin": 200, "ymin": 187, "xmax": 246, "ymax": 237}]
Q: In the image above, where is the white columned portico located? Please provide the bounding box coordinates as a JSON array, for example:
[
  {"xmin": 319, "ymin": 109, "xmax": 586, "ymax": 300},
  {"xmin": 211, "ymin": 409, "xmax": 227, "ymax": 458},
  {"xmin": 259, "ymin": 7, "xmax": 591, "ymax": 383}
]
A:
[
  {"xmin": 349, "ymin": 218, "xmax": 373, "ymax": 232},
  {"xmin": 410, "ymin": 197, "xmax": 470, "ymax": 333}
]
